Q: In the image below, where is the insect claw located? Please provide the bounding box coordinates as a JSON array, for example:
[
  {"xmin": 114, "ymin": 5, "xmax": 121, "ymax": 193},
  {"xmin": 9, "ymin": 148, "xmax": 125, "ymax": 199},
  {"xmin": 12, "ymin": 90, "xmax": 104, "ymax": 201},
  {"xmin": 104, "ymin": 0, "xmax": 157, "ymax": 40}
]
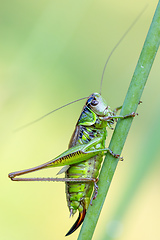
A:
[
  {"xmin": 131, "ymin": 112, "xmax": 138, "ymax": 117},
  {"xmin": 119, "ymin": 157, "xmax": 124, "ymax": 161}
]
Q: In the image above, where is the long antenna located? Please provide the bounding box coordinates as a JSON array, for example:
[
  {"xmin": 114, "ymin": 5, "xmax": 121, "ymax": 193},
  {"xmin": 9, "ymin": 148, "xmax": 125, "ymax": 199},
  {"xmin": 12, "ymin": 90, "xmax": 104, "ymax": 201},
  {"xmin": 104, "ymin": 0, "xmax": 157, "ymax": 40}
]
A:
[
  {"xmin": 99, "ymin": 6, "xmax": 148, "ymax": 94},
  {"xmin": 15, "ymin": 97, "xmax": 87, "ymax": 132}
]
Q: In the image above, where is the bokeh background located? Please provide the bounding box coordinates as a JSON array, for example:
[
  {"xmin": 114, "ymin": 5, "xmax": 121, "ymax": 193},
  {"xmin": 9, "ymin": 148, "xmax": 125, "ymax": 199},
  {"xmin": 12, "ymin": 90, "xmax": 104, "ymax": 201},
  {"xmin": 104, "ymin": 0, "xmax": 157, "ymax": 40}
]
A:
[{"xmin": 1, "ymin": 0, "xmax": 160, "ymax": 240}]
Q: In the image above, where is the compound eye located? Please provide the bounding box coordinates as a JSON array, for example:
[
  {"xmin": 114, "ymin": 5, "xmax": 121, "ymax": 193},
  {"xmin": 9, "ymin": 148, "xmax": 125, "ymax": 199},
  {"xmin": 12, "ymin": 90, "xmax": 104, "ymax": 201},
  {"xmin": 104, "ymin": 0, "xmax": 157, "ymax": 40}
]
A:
[{"xmin": 91, "ymin": 99, "xmax": 99, "ymax": 106}]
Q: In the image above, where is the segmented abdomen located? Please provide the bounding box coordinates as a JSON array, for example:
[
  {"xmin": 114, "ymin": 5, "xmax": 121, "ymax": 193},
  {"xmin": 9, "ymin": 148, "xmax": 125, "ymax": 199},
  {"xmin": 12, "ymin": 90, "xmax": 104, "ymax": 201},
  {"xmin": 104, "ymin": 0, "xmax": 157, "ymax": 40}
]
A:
[{"xmin": 65, "ymin": 153, "xmax": 103, "ymax": 215}]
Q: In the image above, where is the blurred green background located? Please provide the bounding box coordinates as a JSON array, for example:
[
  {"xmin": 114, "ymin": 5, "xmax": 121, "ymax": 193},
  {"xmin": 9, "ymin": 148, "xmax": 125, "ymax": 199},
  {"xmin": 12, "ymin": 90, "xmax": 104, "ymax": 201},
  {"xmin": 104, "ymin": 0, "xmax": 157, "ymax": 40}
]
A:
[{"xmin": 1, "ymin": 0, "xmax": 160, "ymax": 240}]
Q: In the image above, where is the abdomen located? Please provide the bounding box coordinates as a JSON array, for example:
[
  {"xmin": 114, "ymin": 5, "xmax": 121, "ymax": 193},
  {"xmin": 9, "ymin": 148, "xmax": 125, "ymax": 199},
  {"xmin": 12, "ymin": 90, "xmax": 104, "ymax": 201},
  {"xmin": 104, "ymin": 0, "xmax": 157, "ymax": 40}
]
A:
[{"xmin": 65, "ymin": 153, "xmax": 103, "ymax": 215}]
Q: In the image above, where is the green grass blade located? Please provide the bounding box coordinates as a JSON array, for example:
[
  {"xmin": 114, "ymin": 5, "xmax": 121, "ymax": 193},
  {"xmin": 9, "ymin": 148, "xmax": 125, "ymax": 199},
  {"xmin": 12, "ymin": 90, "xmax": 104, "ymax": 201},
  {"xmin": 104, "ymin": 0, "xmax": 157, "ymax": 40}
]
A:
[
  {"xmin": 77, "ymin": 1, "xmax": 160, "ymax": 240},
  {"xmin": 101, "ymin": 107, "xmax": 160, "ymax": 240}
]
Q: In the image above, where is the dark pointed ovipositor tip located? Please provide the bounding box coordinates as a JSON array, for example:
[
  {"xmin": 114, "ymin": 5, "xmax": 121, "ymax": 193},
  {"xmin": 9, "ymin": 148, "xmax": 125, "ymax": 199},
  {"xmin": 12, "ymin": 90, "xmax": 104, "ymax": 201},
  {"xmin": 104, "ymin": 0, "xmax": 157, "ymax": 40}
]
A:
[{"xmin": 65, "ymin": 209, "xmax": 86, "ymax": 236}]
